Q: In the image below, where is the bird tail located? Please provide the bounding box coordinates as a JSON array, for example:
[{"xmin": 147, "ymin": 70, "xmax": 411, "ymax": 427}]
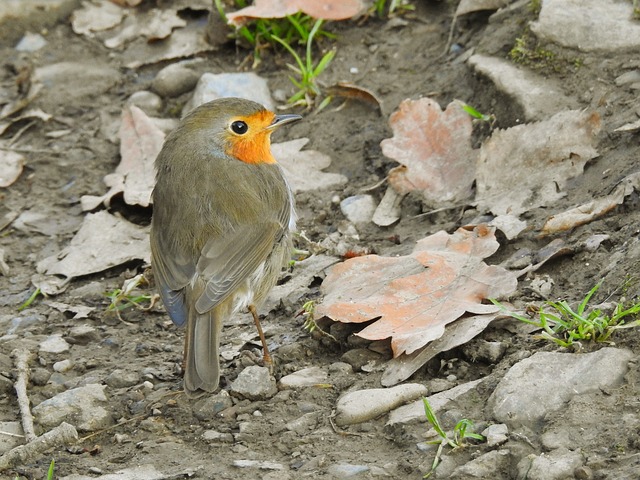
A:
[{"xmin": 183, "ymin": 305, "xmax": 223, "ymax": 397}]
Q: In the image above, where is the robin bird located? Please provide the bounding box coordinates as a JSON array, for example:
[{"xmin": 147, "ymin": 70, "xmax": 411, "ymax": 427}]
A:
[{"xmin": 150, "ymin": 97, "xmax": 301, "ymax": 397}]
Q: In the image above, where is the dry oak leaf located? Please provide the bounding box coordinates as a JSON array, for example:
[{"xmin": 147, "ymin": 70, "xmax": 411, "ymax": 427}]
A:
[
  {"xmin": 381, "ymin": 98, "xmax": 476, "ymax": 207},
  {"xmin": 317, "ymin": 225, "xmax": 517, "ymax": 357},
  {"xmin": 81, "ymin": 105, "xmax": 163, "ymax": 210},
  {"xmin": 226, "ymin": 0, "xmax": 366, "ymax": 26},
  {"xmin": 476, "ymin": 109, "xmax": 601, "ymax": 216}
]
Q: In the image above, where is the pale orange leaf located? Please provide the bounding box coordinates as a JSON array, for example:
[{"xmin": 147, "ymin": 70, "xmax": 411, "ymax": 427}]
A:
[
  {"xmin": 226, "ymin": 0, "xmax": 366, "ymax": 26},
  {"xmin": 380, "ymin": 98, "xmax": 477, "ymax": 206},
  {"xmin": 317, "ymin": 225, "xmax": 517, "ymax": 357}
]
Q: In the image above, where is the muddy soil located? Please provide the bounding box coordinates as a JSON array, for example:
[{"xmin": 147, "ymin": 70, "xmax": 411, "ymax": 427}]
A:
[{"xmin": 1, "ymin": 1, "xmax": 640, "ymax": 479}]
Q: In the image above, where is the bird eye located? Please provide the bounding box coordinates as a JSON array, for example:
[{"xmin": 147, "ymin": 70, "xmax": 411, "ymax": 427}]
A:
[{"xmin": 230, "ymin": 120, "xmax": 248, "ymax": 135}]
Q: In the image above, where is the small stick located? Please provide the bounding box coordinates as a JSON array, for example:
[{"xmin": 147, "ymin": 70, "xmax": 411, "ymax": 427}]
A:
[
  {"xmin": 0, "ymin": 422, "xmax": 77, "ymax": 472},
  {"xmin": 12, "ymin": 349, "xmax": 36, "ymax": 443}
]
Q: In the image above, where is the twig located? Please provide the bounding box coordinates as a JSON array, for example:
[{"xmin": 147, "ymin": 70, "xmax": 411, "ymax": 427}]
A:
[
  {"xmin": 0, "ymin": 422, "xmax": 77, "ymax": 472},
  {"xmin": 12, "ymin": 349, "xmax": 36, "ymax": 443}
]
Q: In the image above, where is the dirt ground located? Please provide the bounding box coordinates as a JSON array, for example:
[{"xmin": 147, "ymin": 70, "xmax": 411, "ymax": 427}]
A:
[{"xmin": 1, "ymin": 1, "xmax": 640, "ymax": 479}]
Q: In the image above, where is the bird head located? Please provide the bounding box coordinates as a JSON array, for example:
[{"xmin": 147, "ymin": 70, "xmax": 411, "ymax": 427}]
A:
[{"xmin": 183, "ymin": 98, "xmax": 302, "ymax": 165}]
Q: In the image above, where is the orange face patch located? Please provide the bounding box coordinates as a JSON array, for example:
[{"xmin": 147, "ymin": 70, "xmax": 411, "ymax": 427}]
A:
[{"xmin": 226, "ymin": 110, "xmax": 277, "ymax": 165}]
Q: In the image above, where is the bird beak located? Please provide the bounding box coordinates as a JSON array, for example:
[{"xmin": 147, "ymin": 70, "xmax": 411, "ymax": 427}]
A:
[{"xmin": 266, "ymin": 114, "xmax": 302, "ymax": 130}]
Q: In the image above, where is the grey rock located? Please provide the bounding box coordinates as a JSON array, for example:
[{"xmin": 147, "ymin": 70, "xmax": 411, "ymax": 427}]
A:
[
  {"xmin": 425, "ymin": 378, "xmax": 455, "ymax": 393},
  {"xmin": 489, "ymin": 348, "xmax": 633, "ymax": 429},
  {"xmin": 31, "ymin": 367, "xmax": 51, "ymax": 386},
  {"xmin": 341, "ymin": 348, "xmax": 383, "ymax": 371},
  {"xmin": 531, "ymin": 0, "xmax": 640, "ymax": 52},
  {"xmin": 327, "ymin": 464, "xmax": 370, "ymax": 477},
  {"xmin": 517, "ymin": 448, "xmax": 583, "ymax": 480},
  {"xmin": 202, "ymin": 429, "xmax": 233, "ymax": 442},
  {"xmin": 462, "ymin": 339, "xmax": 507, "ymax": 364},
  {"xmin": 279, "ymin": 366, "xmax": 328, "ymax": 389},
  {"xmin": 15, "ymin": 32, "xmax": 47, "ymax": 52},
  {"xmin": 340, "ymin": 195, "xmax": 377, "ymax": 224},
  {"xmin": 615, "ymin": 70, "xmax": 640, "ymax": 86},
  {"xmin": 34, "ymin": 62, "xmax": 120, "ymax": 103},
  {"xmin": 285, "ymin": 412, "xmax": 320, "ymax": 434},
  {"xmin": 468, "ymin": 54, "xmax": 576, "ymax": 121},
  {"xmin": 183, "ymin": 72, "xmax": 274, "ymax": 116},
  {"xmin": 39, "ymin": 334, "xmax": 70, "ymax": 353},
  {"xmin": 451, "ymin": 449, "xmax": 511, "ymax": 478},
  {"xmin": 33, "ymin": 383, "xmax": 114, "ymax": 432},
  {"xmin": 66, "ymin": 325, "xmax": 100, "ymax": 345},
  {"xmin": 193, "ymin": 390, "xmax": 233, "ymax": 420},
  {"xmin": 53, "ymin": 359, "xmax": 72, "ymax": 373},
  {"xmin": 232, "ymin": 459, "xmax": 285, "ymax": 470},
  {"xmin": 335, "ymin": 383, "xmax": 428, "ymax": 426},
  {"xmin": 127, "ymin": 91, "xmax": 163, "ymax": 115},
  {"xmin": 230, "ymin": 365, "xmax": 277, "ymax": 400},
  {"xmin": 328, "ymin": 361, "xmax": 353, "ymax": 375},
  {"xmin": 387, "ymin": 379, "xmax": 482, "ymax": 426},
  {"xmin": 105, "ymin": 369, "xmax": 140, "ymax": 389},
  {"xmin": 482, "ymin": 423, "xmax": 509, "ymax": 447},
  {"xmin": 151, "ymin": 63, "xmax": 199, "ymax": 98}
]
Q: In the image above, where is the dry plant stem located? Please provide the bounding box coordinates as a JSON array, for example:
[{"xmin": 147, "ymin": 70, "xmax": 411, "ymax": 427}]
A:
[
  {"xmin": 12, "ymin": 349, "xmax": 36, "ymax": 443},
  {"xmin": 0, "ymin": 422, "xmax": 78, "ymax": 472}
]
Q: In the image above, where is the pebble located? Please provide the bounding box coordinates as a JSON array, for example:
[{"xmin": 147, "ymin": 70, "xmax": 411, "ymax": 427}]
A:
[
  {"xmin": 615, "ymin": 70, "xmax": 640, "ymax": 86},
  {"xmin": 340, "ymin": 195, "xmax": 377, "ymax": 224},
  {"xmin": 328, "ymin": 362, "xmax": 353, "ymax": 375},
  {"xmin": 39, "ymin": 334, "xmax": 70, "ymax": 354},
  {"xmin": 66, "ymin": 325, "xmax": 100, "ymax": 345},
  {"xmin": 53, "ymin": 359, "xmax": 72, "ymax": 373},
  {"xmin": 151, "ymin": 63, "xmax": 199, "ymax": 98},
  {"xmin": 489, "ymin": 348, "xmax": 634, "ymax": 429},
  {"xmin": 517, "ymin": 448, "xmax": 584, "ymax": 480},
  {"xmin": 334, "ymin": 383, "xmax": 428, "ymax": 426},
  {"xmin": 482, "ymin": 423, "xmax": 509, "ymax": 447},
  {"xmin": 232, "ymin": 459, "xmax": 285, "ymax": 470},
  {"xmin": 202, "ymin": 429, "xmax": 234, "ymax": 443},
  {"xmin": 451, "ymin": 449, "xmax": 511, "ymax": 477},
  {"xmin": 184, "ymin": 72, "xmax": 274, "ymax": 115},
  {"xmin": 127, "ymin": 91, "xmax": 163, "ymax": 115},
  {"xmin": 327, "ymin": 464, "xmax": 370, "ymax": 477},
  {"xmin": 461, "ymin": 339, "xmax": 508, "ymax": 364},
  {"xmin": 341, "ymin": 348, "xmax": 383, "ymax": 371},
  {"xmin": 425, "ymin": 378, "xmax": 455, "ymax": 394},
  {"xmin": 105, "ymin": 369, "xmax": 140, "ymax": 389},
  {"xmin": 279, "ymin": 366, "xmax": 328, "ymax": 389},
  {"xmin": 230, "ymin": 366, "xmax": 277, "ymax": 400},
  {"xmin": 31, "ymin": 367, "xmax": 51, "ymax": 386},
  {"xmin": 285, "ymin": 412, "xmax": 320, "ymax": 434},
  {"xmin": 34, "ymin": 61, "xmax": 120, "ymax": 102},
  {"xmin": 33, "ymin": 383, "xmax": 113, "ymax": 432},
  {"xmin": 192, "ymin": 390, "xmax": 233, "ymax": 420},
  {"xmin": 15, "ymin": 32, "xmax": 47, "ymax": 52}
]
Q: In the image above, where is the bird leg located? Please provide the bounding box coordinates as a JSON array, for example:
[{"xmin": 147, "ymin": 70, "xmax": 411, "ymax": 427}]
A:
[{"xmin": 248, "ymin": 304, "xmax": 273, "ymax": 369}]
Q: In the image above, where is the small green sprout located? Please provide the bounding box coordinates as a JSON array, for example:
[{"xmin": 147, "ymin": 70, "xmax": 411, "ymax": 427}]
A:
[
  {"xmin": 47, "ymin": 459, "xmax": 55, "ymax": 480},
  {"xmin": 422, "ymin": 397, "xmax": 484, "ymax": 478},
  {"xmin": 461, "ymin": 103, "xmax": 496, "ymax": 125},
  {"xmin": 18, "ymin": 287, "xmax": 42, "ymax": 311},
  {"xmin": 272, "ymin": 19, "xmax": 336, "ymax": 109},
  {"xmin": 298, "ymin": 300, "xmax": 337, "ymax": 342},
  {"xmin": 106, "ymin": 274, "xmax": 158, "ymax": 321},
  {"xmin": 491, "ymin": 282, "xmax": 640, "ymax": 348},
  {"xmin": 371, "ymin": 0, "xmax": 415, "ymax": 18}
]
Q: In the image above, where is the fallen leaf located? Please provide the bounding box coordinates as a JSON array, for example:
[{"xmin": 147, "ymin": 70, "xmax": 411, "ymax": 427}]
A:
[
  {"xmin": 0, "ymin": 145, "xmax": 25, "ymax": 187},
  {"xmin": 456, "ymin": 0, "xmax": 510, "ymax": 16},
  {"xmin": 45, "ymin": 301, "xmax": 95, "ymax": 320},
  {"xmin": 81, "ymin": 105, "xmax": 163, "ymax": 210},
  {"xmin": 541, "ymin": 172, "xmax": 640, "ymax": 235},
  {"xmin": 274, "ymin": 138, "xmax": 348, "ymax": 193},
  {"xmin": 380, "ymin": 98, "xmax": 477, "ymax": 206},
  {"xmin": 37, "ymin": 211, "xmax": 150, "ymax": 279},
  {"xmin": 317, "ymin": 225, "xmax": 518, "ymax": 357},
  {"xmin": 71, "ymin": 0, "xmax": 126, "ymax": 37},
  {"xmin": 372, "ymin": 186, "xmax": 405, "ymax": 227},
  {"xmin": 487, "ymin": 214, "xmax": 528, "ymax": 240},
  {"xmin": 104, "ymin": 8, "xmax": 186, "ymax": 48},
  {"xmin": 226, "ymin": 0, "xmax": 366, "ymax": 26},
  {"xmin": 13, "ymin": 208, "xmax": 83, "ymax": 236},
  {"xmin": 327, "ymin": 82, "xmax": 382, "ymax": 112},
  {"xmin": 614, "ymin": 118, "xmax": 640, "ymax": 133},
  {"xmin": 476, "ymin": 110, "xmax": 601, "ymax": 216},
  {"xmin": 381, "ymin": 313, "xmax": 500, "ymax": 386},
  {"xmin": 0, "ymin": 108, "xmax": 52, "ymax": 136}
]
